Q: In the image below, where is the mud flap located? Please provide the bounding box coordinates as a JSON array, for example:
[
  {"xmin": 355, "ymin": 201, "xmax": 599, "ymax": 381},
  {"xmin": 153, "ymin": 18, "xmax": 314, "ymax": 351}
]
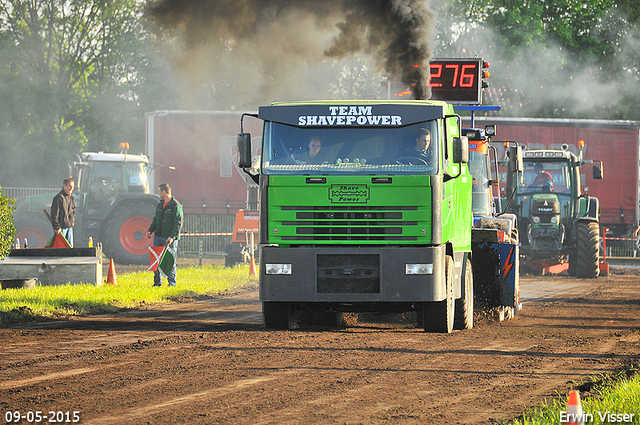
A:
[
  {"xmin": 472, "ymin": 239, "xmax": 520, "ymax": 317},
  {"xmin": 498, "ymin": 243, "xmax": 520, "ymax": 314}
]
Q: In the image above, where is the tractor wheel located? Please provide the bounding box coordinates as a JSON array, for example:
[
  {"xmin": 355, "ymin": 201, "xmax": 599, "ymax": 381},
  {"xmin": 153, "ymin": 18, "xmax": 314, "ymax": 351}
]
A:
[
  {"xmin": 576, "ymin": 221, "xmax": 600, "ymax": 278},
  {"xmin": 263, "ymin": 302, "xmax": 294, "ymax": 329},
  {"xmin": 15, "ymin": 214, "xmax": 53, "ymax": 248},
  {"xmin": 567, "ymin": 254, "xmax": 577, "ymax": 276},
  {"xmin": 102, "ymin": 203, "xmax": 155, "ymax": 265},
  {"xmin": 454, "ymin": 258, "xmax": 474, "ymax": 330},
  {"xmin": 421, "ymin": 255, "xmax": 455, "ymax": 333}
]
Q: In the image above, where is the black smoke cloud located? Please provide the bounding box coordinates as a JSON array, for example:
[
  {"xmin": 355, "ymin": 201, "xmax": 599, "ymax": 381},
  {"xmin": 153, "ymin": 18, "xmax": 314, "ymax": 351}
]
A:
[
  {"xmin": 146, "ymin": 0, "xmax": 435, "ymax": 104},
  {"xmin": 324, "ymin": 0, "xmax": 434, "ymax": 99}
]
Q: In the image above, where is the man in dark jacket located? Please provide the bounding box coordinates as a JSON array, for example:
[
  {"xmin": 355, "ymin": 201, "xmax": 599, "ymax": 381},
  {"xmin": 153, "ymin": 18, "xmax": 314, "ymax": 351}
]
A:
[
  {"xmin": 147, "ymin": 183, "xmax": 183, "ymax": 286},
  {"xmin": 50, "ymin": 178, "xmax": 76, "ymax": 247},
  {"xmin": 405, "ymin": 128, "xmax": 433, "ymax": 162}
]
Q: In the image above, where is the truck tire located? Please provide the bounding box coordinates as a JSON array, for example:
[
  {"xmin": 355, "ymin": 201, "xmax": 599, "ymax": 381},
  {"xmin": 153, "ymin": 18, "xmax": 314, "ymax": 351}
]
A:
[
  {"xmin": 576, "ymin": 221, "xmax": 600, "ymax": 278},
  {"xmin": 263, "ymin": 302, "xmax": 294, "ymax": 329},
  {"xmin": 454, "ymin": 258, "xmax": 473, "ymax": 330},
  {"xmin": 102, "ymin": 203, "xmax": 155, "ymax": 265},
  {"xmin": 421, "ymin": 255, "xmax": 455, "ymax": 333},
  {"xmin": 224, "ymin": 243, "xmax": 243, "ymax": 267},
  {"xmin": 312, "ymin": 311, "xmax": 344, "ymax": 328},
  {"xmin": 15, "ymin": 214, "xmax": 53, "ymax": 248}
]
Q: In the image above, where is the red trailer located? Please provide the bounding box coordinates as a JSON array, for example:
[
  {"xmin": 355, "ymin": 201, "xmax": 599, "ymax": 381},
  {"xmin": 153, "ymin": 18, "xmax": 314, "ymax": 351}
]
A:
[
  {"xmin": 474, "ymin": 117, "xmax": 640, "ymax": 237},
  {"xmin": 145, "ymin": 110, "xmax": 262, "ymax": 215}
]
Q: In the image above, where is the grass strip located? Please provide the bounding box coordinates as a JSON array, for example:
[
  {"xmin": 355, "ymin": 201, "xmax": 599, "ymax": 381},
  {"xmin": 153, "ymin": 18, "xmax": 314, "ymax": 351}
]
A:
[
  {"xmin": 509, "ymin": 365, "xmax": 640, "ymax": 424},
  {"xmin": 0, "ymin": 264, "xmax": 256, "ymax": 326}
]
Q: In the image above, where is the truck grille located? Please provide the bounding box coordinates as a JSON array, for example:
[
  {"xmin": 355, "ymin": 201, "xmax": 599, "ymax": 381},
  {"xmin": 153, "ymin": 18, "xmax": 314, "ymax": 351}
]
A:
[
  {"xmin": 317, "ymin": 254, "xmax": 380, "ymax": 293},
  {"xmin": 279, "ymin": 206, "xmax": 419, "ymax": 242}
]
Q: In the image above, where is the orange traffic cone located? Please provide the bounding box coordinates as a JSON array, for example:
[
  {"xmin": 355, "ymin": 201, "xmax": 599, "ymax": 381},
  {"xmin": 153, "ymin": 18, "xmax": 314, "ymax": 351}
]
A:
[
  {"xmin": 106, "ymin": 258, "xmax": 118, "ymax": 286},
  {"xmin": 564, "ymin": 390, "xmax": 584, "ymax": 425},
  {"xmin": 249, "ymin": 254, "xmax": 258, "ymax": 278}
]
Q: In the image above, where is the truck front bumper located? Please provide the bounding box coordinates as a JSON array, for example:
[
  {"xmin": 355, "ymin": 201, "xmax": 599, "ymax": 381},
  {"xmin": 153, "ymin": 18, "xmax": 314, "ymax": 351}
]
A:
[{"xmin": 259, "ymin": 245, "xmax": 446, "ymax": 303}]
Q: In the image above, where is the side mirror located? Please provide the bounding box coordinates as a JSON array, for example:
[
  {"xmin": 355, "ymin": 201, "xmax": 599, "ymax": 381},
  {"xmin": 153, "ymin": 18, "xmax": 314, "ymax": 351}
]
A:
[
  {"xmin": 237, "ymin": 133, "xmax": 252, "ymax": 168},
  {"xmin": 593, "ymin": 163, "xmax": 603, "ymax": 179},
  {"xmin": 508, "ymin": 146, "xmax": 523, "ymax": 173},
  {"xmin": 453, "ymin": 136, "xmax": 469, "ymax": 164}
]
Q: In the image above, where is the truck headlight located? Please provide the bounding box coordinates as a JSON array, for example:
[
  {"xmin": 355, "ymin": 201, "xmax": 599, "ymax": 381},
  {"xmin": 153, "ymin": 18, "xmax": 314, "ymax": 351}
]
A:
[
  {"xmin": 265, "ymin": 264, "xmax": 292, "ymax": 275},
  {"xmin": 551, "ymin": 216, "xmax": 559, "ymax": 224},
  {"xmin": 532, "ymin": 216, "xmax": 540, "ymax": 224},
  {"xmin": 406, "ymin": 264, "xmax": 433, "ymax": 275}
]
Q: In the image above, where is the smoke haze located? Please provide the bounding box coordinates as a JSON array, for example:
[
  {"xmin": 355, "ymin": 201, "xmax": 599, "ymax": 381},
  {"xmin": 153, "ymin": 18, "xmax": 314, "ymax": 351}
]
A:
[
  {"xmin": 445, "ymin": 11, "xmax": 640, "ymax": 119},
  {"xmin": 145, "ymin": 0, "xmax": 435, "ymax": 108}
]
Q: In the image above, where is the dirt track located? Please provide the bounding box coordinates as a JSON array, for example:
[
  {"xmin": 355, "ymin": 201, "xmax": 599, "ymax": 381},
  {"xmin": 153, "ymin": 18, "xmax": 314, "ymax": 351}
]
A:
[{"xmin": 1, "ymin": 270, "xmax": 639, "ymax": 424}]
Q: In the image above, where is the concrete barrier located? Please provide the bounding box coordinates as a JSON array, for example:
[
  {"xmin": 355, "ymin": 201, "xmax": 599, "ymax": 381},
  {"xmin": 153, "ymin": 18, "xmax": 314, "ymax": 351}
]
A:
[{"xmin": 0, "ymin": 247, "xmax": 103, "ymax": 286}]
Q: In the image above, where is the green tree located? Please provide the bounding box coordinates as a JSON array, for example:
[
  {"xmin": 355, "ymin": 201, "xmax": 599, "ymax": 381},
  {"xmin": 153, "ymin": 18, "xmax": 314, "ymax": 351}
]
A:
[
  {"xmin": 329, "ymin": 57, "xmax": 384, "ymax": 100},
  {"xmin": 0, "ymin": 185, "xmax": 16, "ymax": 259},
  {"xmin": 432, "ymin": 0, "xmax": 640, "ymax": 119},
  {"xmin": 0, "ymin": 0, "xmax": 177, "ymax": 187}
]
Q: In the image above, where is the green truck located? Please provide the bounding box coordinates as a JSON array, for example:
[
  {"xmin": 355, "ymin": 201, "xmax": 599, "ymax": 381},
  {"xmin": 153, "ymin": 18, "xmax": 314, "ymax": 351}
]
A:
[{"xmin": 237, "ymin": 100, "xmax": 476, "ymax": 333}]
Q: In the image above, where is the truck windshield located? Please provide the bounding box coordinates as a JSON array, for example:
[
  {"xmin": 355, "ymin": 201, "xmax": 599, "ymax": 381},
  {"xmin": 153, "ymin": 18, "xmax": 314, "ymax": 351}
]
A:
[{"xmin": 261, "ymin": 121, "xmax": 439, "ymax": 175}]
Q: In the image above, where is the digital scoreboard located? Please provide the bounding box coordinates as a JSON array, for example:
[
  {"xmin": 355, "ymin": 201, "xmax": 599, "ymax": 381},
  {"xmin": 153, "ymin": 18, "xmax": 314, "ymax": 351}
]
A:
[{"xmin": 428, "ymin": 58, "xmax": 487, "ymax": 104}]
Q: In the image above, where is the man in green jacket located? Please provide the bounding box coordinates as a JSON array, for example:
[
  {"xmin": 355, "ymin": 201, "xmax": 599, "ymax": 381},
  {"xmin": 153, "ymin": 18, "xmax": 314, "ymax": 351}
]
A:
[{"xmin": 147, "ymin": 183, "xmax": 183, "ymax": 286}]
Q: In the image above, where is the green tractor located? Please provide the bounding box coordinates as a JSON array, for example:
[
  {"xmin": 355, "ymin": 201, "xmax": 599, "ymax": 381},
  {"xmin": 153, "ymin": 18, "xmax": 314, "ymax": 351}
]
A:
[
  {"xmin": 12, "ymin": 151, "xmax": 160, "ymax": 264},
  {"xmin": 503, "ymin": 143, "xmax": 603, "ymax": 277}
]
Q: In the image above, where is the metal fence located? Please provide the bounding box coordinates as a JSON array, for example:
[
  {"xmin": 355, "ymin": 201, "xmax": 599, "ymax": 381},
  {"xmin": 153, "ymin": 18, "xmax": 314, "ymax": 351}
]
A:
[
  {"xmin": 1, "ymin": 186, "xmax": 58, "ymax": 199},
  {"xmin": 180, "ymin": 214, "xmax": 236, "ymax": 255},
  {"xmin": 603, "ymin": 237, "xmax": 640, "ymax": 258}
]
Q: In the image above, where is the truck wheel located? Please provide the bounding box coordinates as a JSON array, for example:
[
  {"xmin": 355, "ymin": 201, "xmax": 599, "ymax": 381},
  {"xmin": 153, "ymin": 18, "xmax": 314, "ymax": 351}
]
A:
[
  {"xmin": 454, "ymin": 258, "xmax": 473, "ymax": 330},
  {"xmin": 312, "ymin": 311, "xmax": 344, "ymax": 328},
  {"xmin": 102, "ymin": 203, "xmax": 154, "ymax": 265},
  {"xmin": 422, "ymin": 255, "xmax": 455, "ymax": 333},
  {"xmin": 263, "ymin": 302, "xmax": 294, "ymax": 329},
  {"xmin": 15, "ymin": 214, "xmax": 53, "ymax": 248},
  {"xmin": 576, "ymin": 221, "xmax": 600, "ymax": 278},
  {"xmin": 224, "ymin": 243, "xmax": 243, "ymax": 267}
]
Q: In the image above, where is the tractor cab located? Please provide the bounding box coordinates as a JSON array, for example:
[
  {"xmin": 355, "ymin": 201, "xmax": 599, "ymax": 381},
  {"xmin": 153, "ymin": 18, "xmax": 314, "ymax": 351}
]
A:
[
  {"xmin": 515, "ymin": 155, "xmax": 575, "ymax": 252},
  {"xmin": 505, "ymin": 145, "xmax": 603, "ymax": 266},
  {"xmin": 14, "ymin": 149, "xmax": 160, "ymax": 264},
  {"xmin": 72, "ymin": 152, "xmax": 151, "ymax": 218},
  {"xmin": 514, "ymin": 154, "xmax": 574, "ymax": 251}
]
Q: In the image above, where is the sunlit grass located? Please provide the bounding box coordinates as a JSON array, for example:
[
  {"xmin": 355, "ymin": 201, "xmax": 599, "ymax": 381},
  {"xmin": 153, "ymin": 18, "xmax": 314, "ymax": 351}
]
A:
[
  {"xmin": 510, "ymin": 367, "xmax": 640, "ymax": 424},
  {"xmin": 0, "ymin": 264, "xmax": 256, "ymax": 324}
]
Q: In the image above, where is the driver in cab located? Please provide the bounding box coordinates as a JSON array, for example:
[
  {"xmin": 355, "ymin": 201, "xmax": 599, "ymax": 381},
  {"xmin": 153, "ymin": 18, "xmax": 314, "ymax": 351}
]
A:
[
  {"xmin": 295, "ymin": 136, "xmax": 326, "ymax": 164},
  {"xmin": 400, "ymin": 128, "xmax": 433, "ymax": 164},
  {"xmin": 529, "ymin": 163, "xmax": 553, "ymax": 190}
]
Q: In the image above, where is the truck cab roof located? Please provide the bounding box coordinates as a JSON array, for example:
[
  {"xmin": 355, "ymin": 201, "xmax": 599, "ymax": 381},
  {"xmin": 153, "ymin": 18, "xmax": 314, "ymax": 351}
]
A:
[{"xmin": 258, "ymin": 100, "xmax": 451, "ymax": 127}]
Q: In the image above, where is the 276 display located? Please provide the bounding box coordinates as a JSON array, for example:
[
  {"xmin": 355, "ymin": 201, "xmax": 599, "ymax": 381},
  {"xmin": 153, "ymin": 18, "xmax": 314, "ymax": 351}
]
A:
[{"xmin": 428, "ymin": 59, "xmax": 487, "ymax": 104}]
